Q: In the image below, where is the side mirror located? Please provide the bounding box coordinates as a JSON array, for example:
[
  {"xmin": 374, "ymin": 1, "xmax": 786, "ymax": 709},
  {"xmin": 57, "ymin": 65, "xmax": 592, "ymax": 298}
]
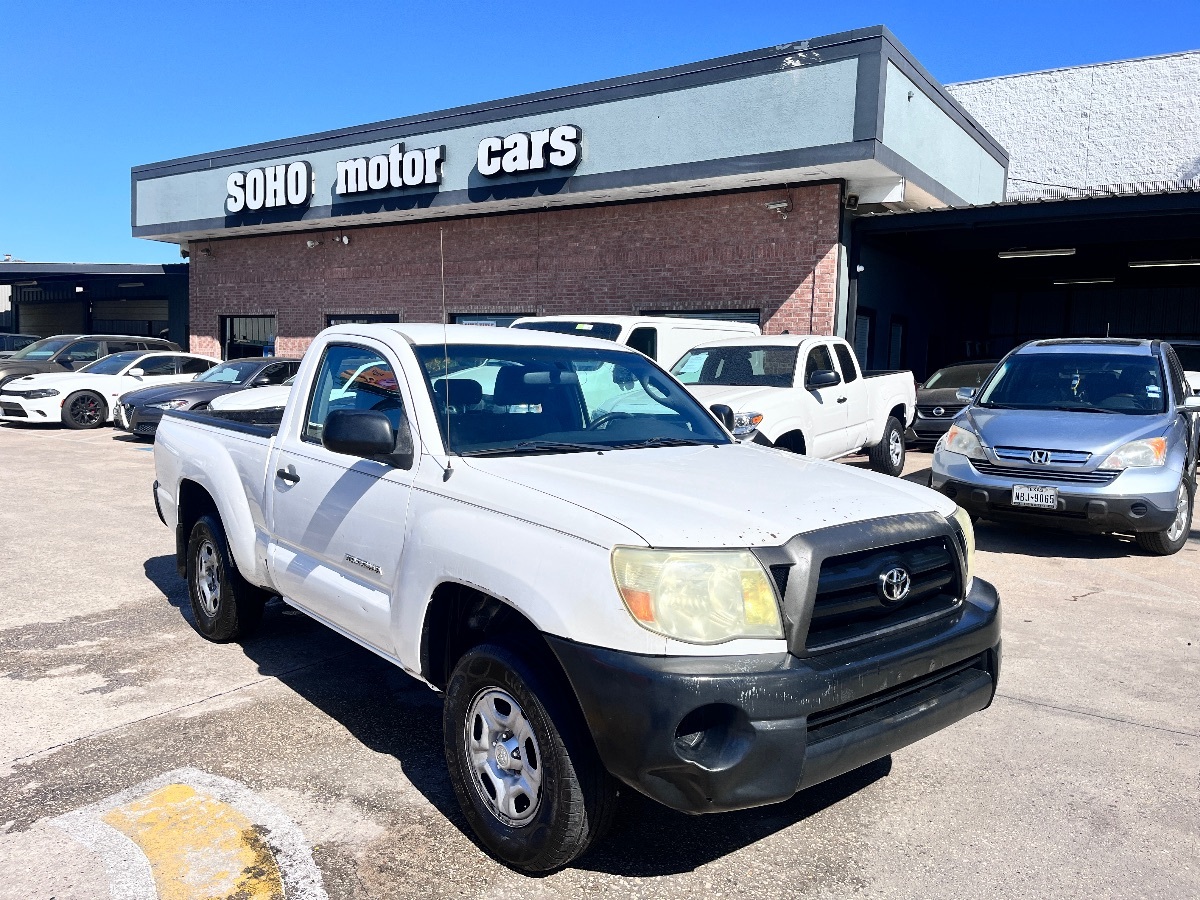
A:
[
  {"xmin": 251, "ymin": 375, "xmax": 272, "ymax": 387},
  {"xmin": 322, "ymin": 408, "xmax": 413, "ymax": 468},
  {"xmin": 1183, "ymin": 395, "xmax": 1200, "ymax": 412},
  {"xmin": 806, "ymin": 369, "xmax": 841, "ymax": 390},
  {"xmin": 956, "ymin": 387, "xmax": 977, "ymax": 402},
  {"xmin": 128, "ymin": 368, "xmax": 145, "ymax": 378},
  {"xmin": 710, "ymin": 404, "xmax": 736, "ymax": 430}
]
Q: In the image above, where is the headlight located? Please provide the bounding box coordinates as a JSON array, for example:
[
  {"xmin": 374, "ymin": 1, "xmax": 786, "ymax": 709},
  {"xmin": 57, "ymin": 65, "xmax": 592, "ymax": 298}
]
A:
[
  {"xmin": 1098, "ymin": 437, "xmax": 1167, "ymax": 470},
  {"xmin": 611, "ymin": 547, "xmax": 783, "ymax": 644},
  {"xmin": 22, "ymin": 389, "xmax": 60, "ymax": 399},
  {"xmin": 949, "ymin": 506, "xmax": 975, "ymax": 590},
  {"xmin": 942, "ymin": 424, "xmax": 984, "ymax": 459},
  {"xmin": 731, "ymin": 411, "xmax": 764, "ymax": 437},
  {"xmin": 149, "ymin": 399, "xmax": 192, "ymax": 410}
]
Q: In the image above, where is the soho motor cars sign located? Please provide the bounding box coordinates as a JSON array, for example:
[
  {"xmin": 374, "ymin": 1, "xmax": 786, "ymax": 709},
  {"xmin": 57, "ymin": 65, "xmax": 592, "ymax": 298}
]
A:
[{"xmin": 223, "ymin": 125, "xmax": 583, "ymax": 213}]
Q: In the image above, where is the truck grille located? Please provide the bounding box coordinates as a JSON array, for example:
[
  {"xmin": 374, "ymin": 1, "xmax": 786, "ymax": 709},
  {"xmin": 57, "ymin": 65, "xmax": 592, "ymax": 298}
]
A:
[
  {"xmin": 969, "ymin": 460, "xmax": 1117, "ymax": 485},
  {"xmin": 805, "ymin": 535, "xmax": 961, "ymax": 652}
]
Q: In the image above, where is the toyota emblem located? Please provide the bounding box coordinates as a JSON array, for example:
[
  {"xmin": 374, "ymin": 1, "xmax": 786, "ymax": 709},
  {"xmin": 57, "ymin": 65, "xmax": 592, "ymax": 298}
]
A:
[
  {"xmin": 932, "ymin": 406, "xmax": 945, "ymax": 417},
  {"xmin": 878, "ymin": 567, "xmax": 912, "ymax": 605},
  {"xmin": 1029, "ymin": 449, "xmax": 1051, "ymax": 465}
]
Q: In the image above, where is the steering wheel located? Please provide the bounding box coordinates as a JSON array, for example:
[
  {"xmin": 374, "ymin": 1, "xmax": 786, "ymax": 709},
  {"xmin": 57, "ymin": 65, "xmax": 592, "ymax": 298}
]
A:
[{"xmin": 587, "ymin": 411, "xmax": 635, "ymax": 431}]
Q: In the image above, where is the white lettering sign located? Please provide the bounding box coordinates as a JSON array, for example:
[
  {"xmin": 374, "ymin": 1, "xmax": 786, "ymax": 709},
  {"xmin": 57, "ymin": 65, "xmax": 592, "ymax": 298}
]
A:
[
  {"xmin": 226, "ymin": 161, "xmax": 313, "ymax": 214},
  {"xmin": 336, "ymin": 143, "xmax": 445, "ymax": 196},
  {"xmin": 477, "ymin": 125, "xmax": 581, "ymax": 177}
]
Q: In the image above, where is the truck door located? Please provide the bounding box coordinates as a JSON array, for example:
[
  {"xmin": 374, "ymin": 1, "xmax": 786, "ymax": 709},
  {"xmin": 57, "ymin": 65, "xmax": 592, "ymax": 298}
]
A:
[
  {"xmin": 265, "ymin": 340, "xmax": 418, "ymax": 654},
  {"xmin": 800, "ymin": 343, "xmax": 850, "ymax": 458},
  {"xmin": 832, "ymin": 341, "xmax": 870, "ymax": 451}
]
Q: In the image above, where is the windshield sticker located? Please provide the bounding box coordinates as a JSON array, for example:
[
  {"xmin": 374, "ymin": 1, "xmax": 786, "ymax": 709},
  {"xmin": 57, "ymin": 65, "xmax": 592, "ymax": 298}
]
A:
[{"xmin": 1146, "ymin": 385, "xmax": 1161, "ymax": 397}]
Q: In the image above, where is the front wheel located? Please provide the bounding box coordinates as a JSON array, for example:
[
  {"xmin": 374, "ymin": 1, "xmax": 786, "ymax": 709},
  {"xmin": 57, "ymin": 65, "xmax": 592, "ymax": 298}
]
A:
[
  {"xmin": 61, "ymin": 391, "xmax": 107, "ymax": 429},
  {"xmin": 1135, "ymin": 479, "xmax": 1194, "ymax": 556},
  {"xmin": 868, "ymin": 416, "xmax": 906, "ymax": 476},
  {"xmin": 443, "ymin": 643, "xmax": 617, "ymax": 872}
]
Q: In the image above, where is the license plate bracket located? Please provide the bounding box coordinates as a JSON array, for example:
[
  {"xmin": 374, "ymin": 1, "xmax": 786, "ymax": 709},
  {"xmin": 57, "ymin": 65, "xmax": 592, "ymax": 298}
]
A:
[{"xmin": 1011, "ymin": 484, "xmax": 1059, "ymax": 509}]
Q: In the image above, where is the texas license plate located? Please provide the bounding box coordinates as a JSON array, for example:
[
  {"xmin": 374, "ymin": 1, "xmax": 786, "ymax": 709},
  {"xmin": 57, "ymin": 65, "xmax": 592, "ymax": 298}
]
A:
[{"xmin": 1011, "ymin": 484, "xmax": 1058, "ymax": 509}]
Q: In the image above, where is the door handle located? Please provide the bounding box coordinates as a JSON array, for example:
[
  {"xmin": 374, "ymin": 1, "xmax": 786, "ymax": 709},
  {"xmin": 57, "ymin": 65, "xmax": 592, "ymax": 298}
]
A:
[
  {"xmin": 836, "ymin": 396, "xmax": 848, "ymax": 404},
  {"xmin": 276, "ymin": 467, "xmax": 300, "ymax": 484}
]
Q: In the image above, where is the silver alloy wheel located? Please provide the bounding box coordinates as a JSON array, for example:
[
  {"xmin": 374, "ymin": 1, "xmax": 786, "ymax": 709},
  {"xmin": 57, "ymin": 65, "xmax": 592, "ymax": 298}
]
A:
[
  {"xmin": 889, "ymin": 430, "xmax": 904, "ymax": 468},
  {"xmin": 464, "ymin": 687, "xmax": 543, "ymax": 826},
  {"xmin": 1166, "ymin": 483, "xmax": 1189, "ymax": 543},
  {"xmin": 195, "ymin": 539, "xmax": 221, "ymax": 616}
]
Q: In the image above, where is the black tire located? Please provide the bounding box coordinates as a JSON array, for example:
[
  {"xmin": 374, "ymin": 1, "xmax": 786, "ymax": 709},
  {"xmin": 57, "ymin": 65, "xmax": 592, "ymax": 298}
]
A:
[
  {"xmin": 443, "ymin": 643, "xmax": 618, "ymax": 873},
  {"xmin": 61, "ymin": 390, "xmax": 108, "ymax": 429},
  {"xmin": 186, "ymin": 514, "xmax": 267, "ymax": 641},
  {"xmin": 868, "ymin": 415, "xmax": 906, "ymax": 476},
  {"xmin": 1135, "ymin": 478, "xmax": 1194, "ymax": 556}
]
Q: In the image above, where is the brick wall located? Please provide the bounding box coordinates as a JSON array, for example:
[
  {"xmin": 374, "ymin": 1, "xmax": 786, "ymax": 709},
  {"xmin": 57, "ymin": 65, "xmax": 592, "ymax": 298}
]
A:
[{"xmin": 189, "ymin": 183, "xmax": 842, "ymax": 358}]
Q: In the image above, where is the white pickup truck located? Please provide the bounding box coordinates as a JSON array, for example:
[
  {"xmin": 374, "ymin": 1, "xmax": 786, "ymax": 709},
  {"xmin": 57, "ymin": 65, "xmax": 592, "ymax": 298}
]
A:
[
  {"xmin": 152, "ymin": 324, "xmax": 1000, "ymax": 873},
  {"xmin": 669, "ymin": 335, "xmax": 918, "ymax": 476}
]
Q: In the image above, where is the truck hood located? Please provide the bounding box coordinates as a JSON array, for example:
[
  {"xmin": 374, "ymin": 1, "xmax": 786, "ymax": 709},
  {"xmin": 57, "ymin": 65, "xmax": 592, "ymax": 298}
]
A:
[
  {"xmin": 464, "ymin": 443, "xmax": 955, "ymax": 548},
  {"xmin": 967, "ymin": 407, "xmax": 1170, "ymax": 462},
  {"xmin": 683, "ymin": 384, "xmax": 788, "ymax": 411}
]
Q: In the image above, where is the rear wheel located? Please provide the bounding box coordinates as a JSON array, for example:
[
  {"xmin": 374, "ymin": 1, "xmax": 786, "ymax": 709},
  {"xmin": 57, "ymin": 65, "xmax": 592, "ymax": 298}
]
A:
[
  {"xmin": 61, "ymin": 391, "xmax": 107, "ymax": 429},
  {"xmin": 868, "ymin": 416, "xmax": 906, "ymax": 476},
  {"xmin": 186, "ymin": 515, "xmax": 267, "ymax": 640},
  {"xmin": 1135, "ymin": 479, "xmax": 1193, "ymax": 556},
  {"xmin": 443, "ymin": 643, "xmax": 617, "ymax": 872}
]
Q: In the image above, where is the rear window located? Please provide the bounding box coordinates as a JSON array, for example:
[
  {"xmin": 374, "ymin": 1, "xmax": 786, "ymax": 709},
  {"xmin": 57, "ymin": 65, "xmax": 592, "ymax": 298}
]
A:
[{"xmin": 512, "ymin": 321, "xmax": 623, "ymax": 341}]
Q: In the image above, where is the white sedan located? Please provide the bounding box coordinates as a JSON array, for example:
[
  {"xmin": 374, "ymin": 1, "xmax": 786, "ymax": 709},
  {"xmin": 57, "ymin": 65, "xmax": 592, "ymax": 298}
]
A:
[{"xmin": 0, "ymin": 350, "xmax": 219, "ymax": 429}]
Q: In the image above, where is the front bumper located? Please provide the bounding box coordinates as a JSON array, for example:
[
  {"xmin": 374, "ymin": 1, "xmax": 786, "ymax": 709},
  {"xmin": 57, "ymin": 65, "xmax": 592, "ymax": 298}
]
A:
[
  {"xmin": 115, "ymin": 402, "xmax": 163, "ymax": 436},
  {"xmin": 547, "ymin": 577, "xmax": 1000, "ymax": 814},
  {"xmin": 932, "ymin": 451, "xmax": 1181, "ymax": 533},
  {"xmin": 0, "ymin": 395, "xmax": 57, "ymax": 422}
]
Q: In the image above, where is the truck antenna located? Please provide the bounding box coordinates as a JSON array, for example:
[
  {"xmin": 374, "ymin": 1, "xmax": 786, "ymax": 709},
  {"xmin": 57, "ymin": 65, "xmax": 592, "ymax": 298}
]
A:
[{"xmin": 439, "ymin": 227, "xmax": 453, "ymax": 480}]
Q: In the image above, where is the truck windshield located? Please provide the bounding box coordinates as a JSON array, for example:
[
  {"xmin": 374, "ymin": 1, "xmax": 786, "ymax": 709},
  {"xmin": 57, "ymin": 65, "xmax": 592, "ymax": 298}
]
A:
[
  {"xmin": 511, "ymin": 321, "xmax": 623, "ymax": 341},
  {"xmin": 671, "ymin": 346, "xmax": 798, "ymax": 387},
  {"xmin": 416, "ymin": 343, "xmax": 729, "ymax": 456},
  {"xmin": 8, "ymin": 337, "xmax": 72, "ymax": 360},
  {"xmin": 978, "ymin": 352, "xmax": 1167, "ymax": 414}
]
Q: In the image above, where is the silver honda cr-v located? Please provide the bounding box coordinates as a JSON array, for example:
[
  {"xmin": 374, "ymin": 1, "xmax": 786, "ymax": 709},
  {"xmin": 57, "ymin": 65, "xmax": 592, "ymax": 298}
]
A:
[{"xmin": 931, "ymin": 339, "xmax": 1200, "ymax": 555}]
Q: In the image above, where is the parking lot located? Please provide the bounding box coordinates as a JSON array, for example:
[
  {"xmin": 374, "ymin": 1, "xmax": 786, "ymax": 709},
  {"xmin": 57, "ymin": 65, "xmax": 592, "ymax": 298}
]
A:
[{"xmin": 0, "ymin": 423, "xmax": 1197, "ymax": 900}]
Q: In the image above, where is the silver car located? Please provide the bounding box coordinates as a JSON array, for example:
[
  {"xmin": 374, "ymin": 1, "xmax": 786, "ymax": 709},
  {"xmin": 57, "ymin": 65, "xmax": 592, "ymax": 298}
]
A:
[{"xmin": 932, "ymin": 339, "xmax": 1200, "ymax": 555}]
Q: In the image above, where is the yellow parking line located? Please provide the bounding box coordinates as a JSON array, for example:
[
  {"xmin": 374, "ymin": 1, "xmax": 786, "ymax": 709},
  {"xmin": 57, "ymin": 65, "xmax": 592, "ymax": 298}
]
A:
[{"xmin": 101, "ymin": 783, "xmax": 284, "ymax": 900}]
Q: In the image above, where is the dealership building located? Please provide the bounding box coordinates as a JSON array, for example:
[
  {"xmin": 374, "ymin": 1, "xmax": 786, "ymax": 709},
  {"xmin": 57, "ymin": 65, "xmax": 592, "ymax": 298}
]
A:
[{"xmin": 130, "ymin": 28, "xmax": 1200, "ymax": 376}]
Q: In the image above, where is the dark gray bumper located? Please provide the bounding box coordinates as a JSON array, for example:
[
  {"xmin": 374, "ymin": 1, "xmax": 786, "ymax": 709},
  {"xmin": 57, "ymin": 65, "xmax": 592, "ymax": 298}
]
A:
[{"xmin": 547, "ymin": 578, "xmax": 1001, "ymax": 814}]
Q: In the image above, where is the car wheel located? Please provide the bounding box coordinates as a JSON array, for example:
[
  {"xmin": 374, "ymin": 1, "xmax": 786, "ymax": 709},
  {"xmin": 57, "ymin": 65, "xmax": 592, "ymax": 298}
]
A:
[
  {"xmin": 1135, "ymin": 479, "xmax": 1194, "ymax": 556},
  {"xmin": 61, "ymin": 391, "xmax": 107, "ymax": 429},
  {"xmin": 868, "ymin": 416, "xmax": 906, "ymax": 476},
  {"xmin": 186, "ymin": 514, "xmax": 267, "ymax": 641},
  {"xmin": 443, "ymin": 643, "xmax": 617, "ymax": 873}
]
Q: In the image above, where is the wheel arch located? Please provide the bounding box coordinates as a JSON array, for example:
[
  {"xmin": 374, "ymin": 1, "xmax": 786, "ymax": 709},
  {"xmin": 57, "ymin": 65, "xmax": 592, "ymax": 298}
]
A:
[
  {"xmin": 773, "ymin": 429, "xmax": 807, "ymax": 454},
  {"xmin": 175, "ymin": 478, "xmax": 220, "ymax": 577}
]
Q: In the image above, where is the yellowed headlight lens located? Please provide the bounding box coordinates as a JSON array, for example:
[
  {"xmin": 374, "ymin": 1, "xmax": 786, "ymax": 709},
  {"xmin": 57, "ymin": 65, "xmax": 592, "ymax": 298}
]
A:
[
  {"xmin": 950, "ymin": 505, "xmax": 975, "ymax": 588},
  {"xmin": 611, "ymin": 548, "xmax": 784, "ymax": 644}
]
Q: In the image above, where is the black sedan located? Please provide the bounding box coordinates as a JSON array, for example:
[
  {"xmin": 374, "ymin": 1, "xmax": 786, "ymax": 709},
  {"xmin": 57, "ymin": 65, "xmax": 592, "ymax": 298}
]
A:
[
  {"xmin": 907, "ymin": 359, "xmax": 998, "ymax": 446},
  {"xmin": 114, "ymin": 357, "xmax": 300, "ymax": 438}
]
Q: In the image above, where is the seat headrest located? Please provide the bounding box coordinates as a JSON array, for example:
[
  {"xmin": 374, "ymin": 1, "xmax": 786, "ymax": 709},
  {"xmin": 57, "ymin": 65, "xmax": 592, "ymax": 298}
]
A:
[
  {"xmin": 494, "ymin": 366, "xmax": 548, "ymax": 406},
  {"xmin": 433, "ymin": 378, "xmax": 483, "ymax": 407}
]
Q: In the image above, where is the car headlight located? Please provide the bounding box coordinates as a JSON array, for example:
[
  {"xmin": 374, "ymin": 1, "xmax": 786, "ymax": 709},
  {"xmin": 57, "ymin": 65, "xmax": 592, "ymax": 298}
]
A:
[
  {"xmin": 949, "ymin": 506, "xmax": 975, "ymax": 590},
  {"xmin": 942, "ymin": 424, "xmax": 984, "ymax": 459},
  {"xmin": 731, "ymin": 411, "xmax": 764, "ymax": 437},
  {"xmin": 1098, "ymin": 437, "xmax": 1167, "ymax": 470},
  {"xmin": 22, "ymin": 389, "xmax": 60, "ymax": 399},
  {"xmin": 149, "ymin": 399, "xmax": 192, "ymax": 410},
  {"xmin": 611, "ymin": 547, "xmax": 783, "ymax": 644}
]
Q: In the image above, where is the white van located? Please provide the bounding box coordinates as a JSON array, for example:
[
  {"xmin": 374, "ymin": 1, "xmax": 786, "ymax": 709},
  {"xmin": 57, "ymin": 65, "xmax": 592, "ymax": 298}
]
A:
[{"xmin": 509, "ymin": 315, "xmax": 760, "ymax": 368}]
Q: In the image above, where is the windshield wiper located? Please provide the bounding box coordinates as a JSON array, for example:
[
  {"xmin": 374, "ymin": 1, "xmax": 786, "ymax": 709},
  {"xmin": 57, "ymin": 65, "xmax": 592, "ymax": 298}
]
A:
[
  {"xmin": 459, "ymin": 440, "xmax": 613, "ymax": 457},
  {"xmin": 1046, "ymin": 405, "xmax": 1109, "ymax": 413},
  {"xmin": 612, "ymin": 437, "xmax": 715, "ymax": 449}
]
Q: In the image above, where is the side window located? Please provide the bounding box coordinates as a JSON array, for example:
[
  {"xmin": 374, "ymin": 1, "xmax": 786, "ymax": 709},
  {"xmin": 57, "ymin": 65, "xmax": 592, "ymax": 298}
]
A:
[
  {"xmin": 259, "ymin": 363, "xmax": 293, "ymax": 384},
  {"xmin": 139, "ymin": 355, "xmax": 182, "ymax": 376},
  {"xmin": 64, "ymin": 341, "xmax": 101, "ymax": 362},
  {"xmin": 108, "ymin": 341, "xmax": 141, "ymax": 353},
  {"xmin": 304, "ymin": 345, "xmax": 406, "ymax": 446},
  {"xmin": 180, "ymin": 357, "xmax": 214, "ymax": 375},
  {"xmin": 834, "ymin": 343, "xmax": 859, "ymax": 383},
  {"xmin": 626, "ymin": 327, "xmax": 658, "ymax": 360},
  {"xmin": 804, "ymin": 345, "xmax": 835, "ymax": 383}
]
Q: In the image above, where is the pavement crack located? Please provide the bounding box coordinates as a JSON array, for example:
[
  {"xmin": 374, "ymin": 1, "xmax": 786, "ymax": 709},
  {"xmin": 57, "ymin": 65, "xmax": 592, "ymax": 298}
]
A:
[
  {"xmin": 995, "ymin": 692, "xmax": 1200, "ymax": 739},
  {"xmin": 4, "ymin": 650, "xmax": 356, "ymax": 769}
]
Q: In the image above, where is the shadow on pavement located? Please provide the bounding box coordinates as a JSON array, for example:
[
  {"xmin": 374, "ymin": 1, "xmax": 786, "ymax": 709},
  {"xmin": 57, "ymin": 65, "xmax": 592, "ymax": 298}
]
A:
[
  {"xmin": 143, "ymin": 554, "xmax": 895, "ymax": 876},
  {"xmin": 973, "ymin": 520, "xmax": 1198, "ymax": 559}
]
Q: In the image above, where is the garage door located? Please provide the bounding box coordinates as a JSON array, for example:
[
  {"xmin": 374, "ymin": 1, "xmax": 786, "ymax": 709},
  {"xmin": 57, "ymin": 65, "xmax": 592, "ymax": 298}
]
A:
[
  {"xmin": 17, "ymin": 301, "xmax": 86, "ymax": 337},
  {"xmin": 91, "ymin": 299, "xmax": 170, "ymax": 337}
]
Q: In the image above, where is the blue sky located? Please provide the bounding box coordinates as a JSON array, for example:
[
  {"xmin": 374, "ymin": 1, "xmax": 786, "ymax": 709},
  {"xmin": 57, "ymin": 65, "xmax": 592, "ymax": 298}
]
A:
[{"xmin": 4, "ymin": 0, "xmax": 1198, "ymax": 264}]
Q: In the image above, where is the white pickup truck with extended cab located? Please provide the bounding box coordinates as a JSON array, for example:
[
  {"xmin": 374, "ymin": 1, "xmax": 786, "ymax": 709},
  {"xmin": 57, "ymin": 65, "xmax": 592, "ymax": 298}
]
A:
[
  {"xmin": 152, "ymin": 324, "xmax": 1000, "ymax": 872},
  {"xmin": 669, "ymin": 335, "xmax": 918, "ymax": 476}
]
